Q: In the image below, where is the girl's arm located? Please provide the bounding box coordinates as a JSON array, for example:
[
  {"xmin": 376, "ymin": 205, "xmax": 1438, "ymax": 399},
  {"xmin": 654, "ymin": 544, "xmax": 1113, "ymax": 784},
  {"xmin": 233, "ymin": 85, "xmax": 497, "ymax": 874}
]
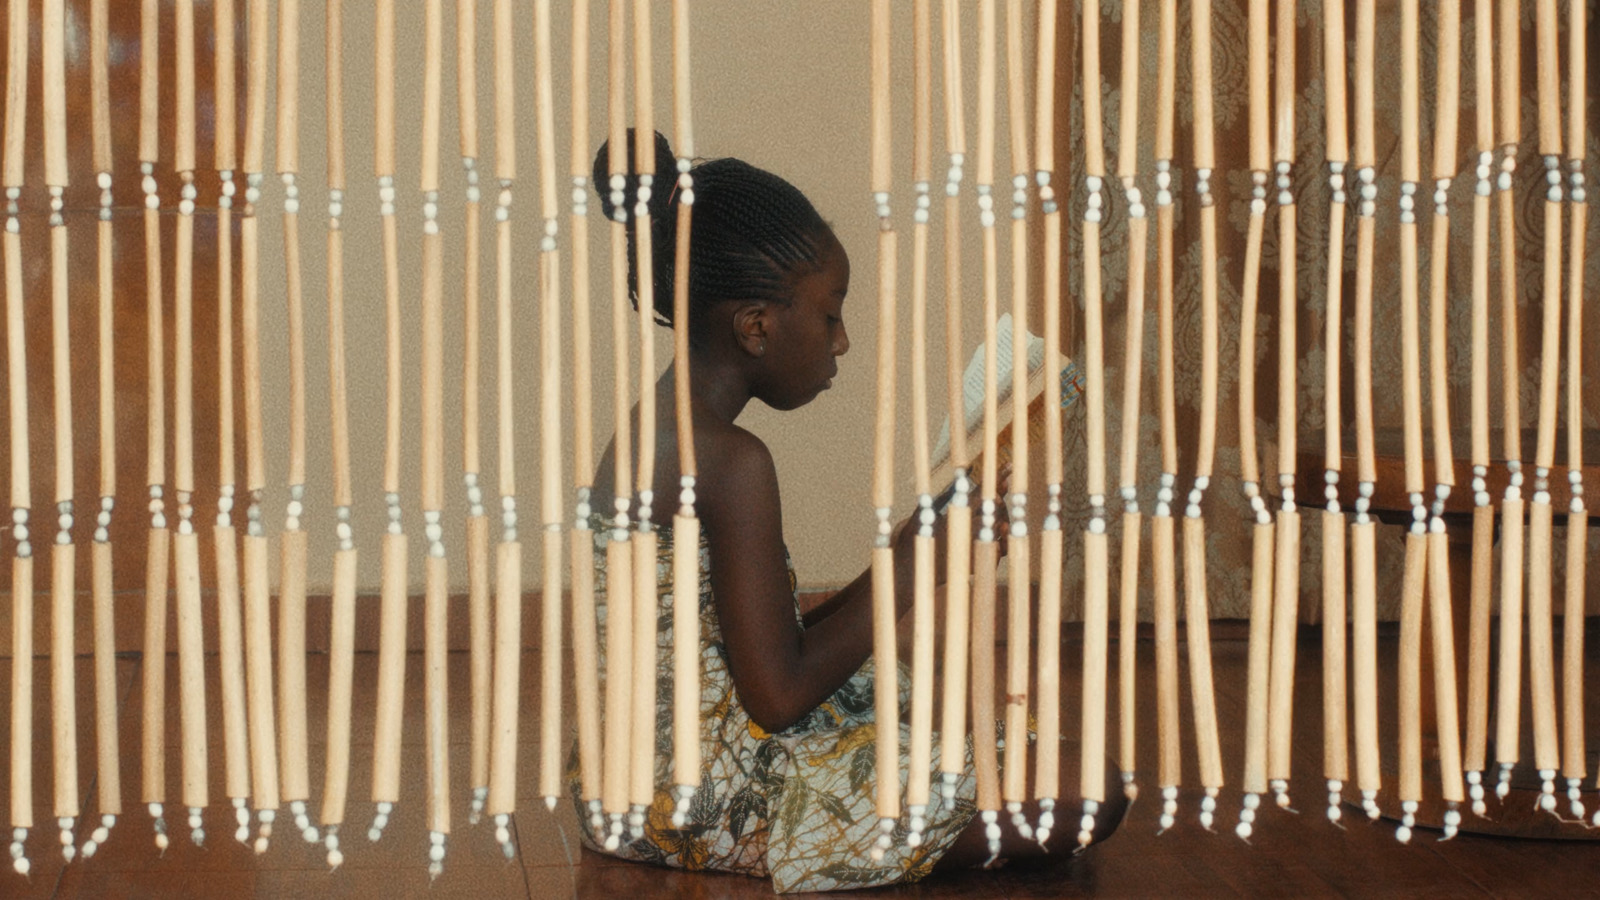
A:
[{"xmin": 701, "ymin": 431, "xmax": 926, "ymax": 733}]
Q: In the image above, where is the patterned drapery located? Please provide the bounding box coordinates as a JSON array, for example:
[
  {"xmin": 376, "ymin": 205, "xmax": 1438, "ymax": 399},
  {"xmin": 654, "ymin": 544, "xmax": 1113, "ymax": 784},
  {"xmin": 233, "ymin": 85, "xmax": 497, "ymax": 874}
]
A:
[{"xmin": 1049, "ymin": 0, "xmax": 1599, "ymax": 621}]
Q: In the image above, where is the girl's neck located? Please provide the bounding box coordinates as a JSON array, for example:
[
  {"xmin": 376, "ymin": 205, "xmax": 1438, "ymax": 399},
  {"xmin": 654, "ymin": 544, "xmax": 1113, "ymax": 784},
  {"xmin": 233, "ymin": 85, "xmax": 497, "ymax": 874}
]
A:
[{"xmin": 677, "ymin": 354, "xmax": 755, "ymax": 424}]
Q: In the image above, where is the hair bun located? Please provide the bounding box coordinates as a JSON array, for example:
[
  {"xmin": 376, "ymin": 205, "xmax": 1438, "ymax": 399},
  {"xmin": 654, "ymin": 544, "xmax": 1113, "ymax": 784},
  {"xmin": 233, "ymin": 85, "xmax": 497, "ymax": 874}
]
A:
[{"xmin": 592, "ymin": 129, "xmax": 678, "ymax": 223}]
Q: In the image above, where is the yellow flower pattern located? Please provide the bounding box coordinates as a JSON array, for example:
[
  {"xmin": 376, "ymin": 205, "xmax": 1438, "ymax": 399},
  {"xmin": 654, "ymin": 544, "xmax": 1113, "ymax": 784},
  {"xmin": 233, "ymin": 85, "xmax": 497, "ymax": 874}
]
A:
[{"xmin": 569, "ymin": 516, "xmax": 978, "ymax": 893}]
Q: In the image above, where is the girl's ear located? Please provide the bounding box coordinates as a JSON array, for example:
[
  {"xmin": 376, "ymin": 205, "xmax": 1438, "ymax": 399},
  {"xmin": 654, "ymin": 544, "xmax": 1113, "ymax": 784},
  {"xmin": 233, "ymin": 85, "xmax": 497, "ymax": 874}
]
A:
[{"xmin": 731, "ymin": 301, "xmax": 770, "ymax": 358}]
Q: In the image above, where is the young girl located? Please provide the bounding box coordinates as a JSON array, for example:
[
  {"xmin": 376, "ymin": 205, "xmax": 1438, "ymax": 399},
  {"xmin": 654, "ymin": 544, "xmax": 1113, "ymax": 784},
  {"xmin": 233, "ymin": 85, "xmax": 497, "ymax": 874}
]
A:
[{"xmin": 572, "ymin": 131, "xmax": 1124, "ymax": 893}]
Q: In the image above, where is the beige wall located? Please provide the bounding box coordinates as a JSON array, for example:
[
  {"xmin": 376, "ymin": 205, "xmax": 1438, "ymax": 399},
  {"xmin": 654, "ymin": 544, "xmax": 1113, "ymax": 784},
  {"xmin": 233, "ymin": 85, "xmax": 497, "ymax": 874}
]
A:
[{"xmin": 248, "ymin": 2, "xmax": 1036, "ymax": 594}]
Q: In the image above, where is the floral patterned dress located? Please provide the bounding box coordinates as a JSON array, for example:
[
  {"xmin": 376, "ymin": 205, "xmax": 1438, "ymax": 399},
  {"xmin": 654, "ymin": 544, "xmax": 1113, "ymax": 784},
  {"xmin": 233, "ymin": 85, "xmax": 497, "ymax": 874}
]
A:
[{"xmin": 569, "ymin": 516, "xmax": 978, "ymax": 893}]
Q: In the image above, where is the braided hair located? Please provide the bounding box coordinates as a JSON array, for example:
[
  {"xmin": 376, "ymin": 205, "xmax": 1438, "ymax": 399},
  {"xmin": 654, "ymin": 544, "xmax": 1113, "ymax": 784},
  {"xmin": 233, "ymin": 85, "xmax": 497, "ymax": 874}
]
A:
[{"xmin": 594, "ymin": 130, "xmax": 833, "ymax": 348}]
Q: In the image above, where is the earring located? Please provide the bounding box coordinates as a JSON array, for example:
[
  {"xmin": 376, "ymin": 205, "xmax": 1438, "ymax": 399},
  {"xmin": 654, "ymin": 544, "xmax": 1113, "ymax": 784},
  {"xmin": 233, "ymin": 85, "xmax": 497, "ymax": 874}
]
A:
[{"xmin": 757, "ymin": 341, "xmax": 765, "ymax": 356}]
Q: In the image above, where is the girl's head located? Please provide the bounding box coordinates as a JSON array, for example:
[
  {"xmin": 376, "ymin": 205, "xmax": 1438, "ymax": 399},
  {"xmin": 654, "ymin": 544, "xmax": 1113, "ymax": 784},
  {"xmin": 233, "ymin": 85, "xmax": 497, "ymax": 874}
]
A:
[{"xmin": 594, "ymin": 131, "xmax": 850, "ymax": 410}]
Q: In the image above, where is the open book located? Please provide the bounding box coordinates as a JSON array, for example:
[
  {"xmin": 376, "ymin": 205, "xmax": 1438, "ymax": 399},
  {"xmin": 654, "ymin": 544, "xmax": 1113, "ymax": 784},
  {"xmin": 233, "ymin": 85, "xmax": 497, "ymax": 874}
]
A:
[{"xmin": 929, "ymin": 313, "xmax": 1083, "ymax": 495}]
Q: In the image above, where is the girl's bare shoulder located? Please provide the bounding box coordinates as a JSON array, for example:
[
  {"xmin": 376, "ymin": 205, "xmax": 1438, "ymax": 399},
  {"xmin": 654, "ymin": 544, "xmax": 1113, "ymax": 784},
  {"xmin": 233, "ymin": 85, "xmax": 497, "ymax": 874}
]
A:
[{"xmin": 693, "ymin": 420, "xmax": 780, "ymax": 520}]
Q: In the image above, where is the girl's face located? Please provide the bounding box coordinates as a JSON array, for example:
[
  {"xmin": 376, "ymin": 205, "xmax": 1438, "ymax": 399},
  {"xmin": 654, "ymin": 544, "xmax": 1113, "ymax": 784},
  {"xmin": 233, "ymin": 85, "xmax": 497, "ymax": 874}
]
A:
[{"xmin": 758, "ymin": 231, "xmax": 851, "ymax": 411}]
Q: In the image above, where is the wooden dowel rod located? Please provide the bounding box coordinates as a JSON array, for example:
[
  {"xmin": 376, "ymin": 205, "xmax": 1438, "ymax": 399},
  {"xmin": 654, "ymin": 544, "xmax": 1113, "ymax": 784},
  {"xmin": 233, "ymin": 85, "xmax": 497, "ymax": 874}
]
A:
[
  {"xmin": 571, "ymin": 535, "xmax": 601, "ymax": 815},
  {"xmin": 1242, "ymin": 522, "xmax": 1276, "ymax": 798},
  {"xmin": 3, "ymin": 206, "xmax": 27, "ymax": 871},
  {"xmin": 457, "ymin": 0, "xmax": 478, "ymax": 161},
  {"xmin": 977, "ymin": 0, "xmax": 995, "ymax": 196},
  {"xmin": 630, "ymin": 530, "xmax": 659, "ymax": 813},
  {"xmin": 938, "ymin": 0, "xmax": 972, "ymax": 807},
  {"xmin": 277, "ymin": 531, "xmax": 310, "ymax": 821},
  {"xmin": 2, "ymin": 7, "xmax": 25, "ymax": 499},
  {"xmin": 424, "ymin": 555, "xmax": 452, "ymax": 842},
  {"xmin": 212, "ymin": 0, "xmax": 248, "ymax": 831},
  {"xmin": 1081, "ymin": 534, "xmax": 1109, "ymax": 807},
  {"xmin": 43, "ymin": 0, "xmax": 77, "ymax": 857},
  {"xmin": 241, "ymin": 207, "xmax": 281, "ymax": 849},
  {"xmin": 140, "ymin": 527, "xmax": 169, "ymax": 816},
  {"xmin": 533, "ymin": 0, "xmax": 562, "ymax": 813},
  {"xmin": 488, "ymin": 539, "xmax": 523, "ymax": 819},
  {"xmin": 42, "ymin": 0, "xmax": 66, "ymax": 188},
  {"xmin": 943, "ymin": 0, "xmax": 967, "ymax": 159},
  {"xmin": 1562, "ymin": 511, "xmax": 1587, "ymax": 783},
  {"xmin": 1465, "ymin": 503, "xmax": 1494, "ymax": 779},
  {"xmin": 1321, "ymin": 513, "xmax": 1348, "ymax": 785},
  {"xmin": 970, "ymin": 540, "xmax": 1001, "ymax": 834},
  {"xmin": 1352, "ymin": 0, "xmax": 1378, "ymax": 489},
  {"xmin": 1247, "ymin": 0, "xmax": 1268, "ymax": 174},
  {"xmin": 672, "ymin": 0, "xmax": 694, "ymax": 159},
  {"xmin": 10, "ymin": 556, "xmax": 32, "ymax": 847},
  {"xmin": 92, "ymin": 542, "xmax": 121, "ymax": 822},
  {"xmin": 244, "ymin": 0, "xmax": 267, "ymax": 176},
  {"xmin": 600, "ymin": 0, "xmax": 634, "ymax": 846},
  {"xmin": 671, "ymin": 511, "xmax": 701, "ymax": 803},
  {"xmin": 51, "ymin": 544, "xmax": 79, "ymax": 837},
  {"xmin": 601, "ymin": 536, "xmax": 634, "ymax": 824},
  {"xmin": 140, "ymin": 0, "xmax": 158, "ymax": 164},
  {"xmin": 138, "ymin": 0, "xmax": 168, "ymax": 846},
  {"xmin": 1267, "ymin": 510, "xmax": 1300, "ymax": 793},
  {"xmin": 541, "ymin": 243, "xmax": 565, "ymax": 809},
  {"xmin": 3, "ymin": 0, "xmax": 29, "ymax": 190},
  {"xmin": 321, "ymin": 1, "xmax": 356, "ymax": 859},
  {"xmin": 421, "ymin": 0, "xmax": 450, "ymax": 845},
  {"xmin": 1427, "ymin": 529, "xmax": 1465, "ymax": 805},
  {"xmin": 536, "ymin": 0, "xmax": 557, "ymax": 222},
  {"xmin": 1186, "ymin": 0, "xmax": 1224, "ymax": 815},
  {"xmin": 1561, "ymin": 0, "xmax": 1587, "ymax": 795},
  {"xmin": 1266, "ymin": 0, "xmax": 1300, "ymax": 809},
  {"xmin": 871, "ymin": 0, "xmax": 891, "ymax": 194},
  {"xmin": 1115, "ymin": 508, "xmax": 1138, "ymax": 798},
  {"xmin": 940, "ymin": 505, "xmax": 973, "ymax": 786},
  {"xmin": 213, "ymin": 0, "xmax": 236, "ymax": 171},
  {"xmin": 570, "ymin": 0, "xmax": 592, "ymax": 485},
  {"xmin": 371, "ymin": 533, "xmax": 407, "ymax": 809},
  {"xmin": 1527, "ymin": 500, "xmax": 1561, "ymax": 773},
  {"xmin": 1002, "ymin": 0, "xmax": 1031, "ymax": 825},
  {"xmin": 1397, "ymin": 533, "xmax": 1426, "ymax": 814},
  {"xmin": 1320, "ymin": 0, "xmax": 1350, "ymax": 818},
  {"xmin": 90, "ymin": 2, "xmax": 123, "ymax": 829},
  {"xmin": 1237, "ymin": 212, "xmax": 1266, "ymax": 487},
  {"xmin": 274, "ymin": 0, "xmax": 311, "ymax": 837},
  {"xmin": 1152, "ymin": 0, "xmax": 1180, "ymax": 823},
  {"xmin": 1490, "ymin": 0, "xmax": 1525, "ymax": 786},
  {"xmin": 1110, "ymin": 0, "xmax": 1140, "ymax": 802},
  {"xmin": 943, "ymin": 0, "xmax": 967, "ymax": 474},
  {"xmin": 1037, "ymin": 524, "xmax": 1064, "ymax": 807},
  {"xmin": 1152, "ymin": 516, "xmax": 1180, "ymax": 798},
  {"xmin": 1351, "ymin": 520, "xmax": 1381, "ymax": 807},
  {"xmin": 486, "ymin": 0, "xmax": 521, "ymax": 841},
  {"xmin": 906, "ymin": 0, "xmax": 935, "ymax": 840},
  {"xmin": 1182, "ymin": 517, "xmax": 1224, "ymax": 795},
  {"xmin": 494, "ymin": 0, "xmax": 516, "ymax": 180},
  {"xmin": 175, "ymin": 531, "xmax": 207, "ymax": 818},
  {"xmin": 1525, "ymin": 0, "xmax": 1563, "ymax": 799},
  {"xmin": 870, "ymin": 226, "xmax": 900, "ymax": 836},
  {"xmin": 375, "ymin": 0, "xmax": 396, "ymax": 178},
  {"xmin": 1076, "ymin": 0, "xmax": 1110, "ymax": 843},
  {"xmin": 320, "ymin": 548, "xmax": 358, "ymax": 836},
  {"xmin": 1494, "ymin": 497, "xmax": 1526, "ymax": 774}
]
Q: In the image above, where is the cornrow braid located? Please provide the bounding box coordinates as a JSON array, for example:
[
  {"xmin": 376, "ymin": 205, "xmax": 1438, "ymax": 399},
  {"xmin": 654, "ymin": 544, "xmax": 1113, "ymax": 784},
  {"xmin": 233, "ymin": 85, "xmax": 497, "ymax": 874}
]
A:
[{"xmin": 594, "ymin": 130, "xmax": 831, "ymax": 346}]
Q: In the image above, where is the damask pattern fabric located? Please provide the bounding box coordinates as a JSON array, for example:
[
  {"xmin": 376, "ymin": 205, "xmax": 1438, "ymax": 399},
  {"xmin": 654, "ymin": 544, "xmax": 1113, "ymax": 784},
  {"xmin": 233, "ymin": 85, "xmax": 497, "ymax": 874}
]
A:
[
  {"xmin": 1047, "ymin": 0, "xmax": 1599, "ymax": 622},
  {"xmin": 569, "ymin": 517, "xmax": 977, "ymax": 894}
]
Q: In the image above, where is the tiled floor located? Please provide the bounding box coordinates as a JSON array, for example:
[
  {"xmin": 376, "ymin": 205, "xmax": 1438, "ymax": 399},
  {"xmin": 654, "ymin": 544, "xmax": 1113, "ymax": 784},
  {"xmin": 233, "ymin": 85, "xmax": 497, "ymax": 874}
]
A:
[{"xmin": 3, "ymin": 632, "xmax": 1600, "ymax": 897}]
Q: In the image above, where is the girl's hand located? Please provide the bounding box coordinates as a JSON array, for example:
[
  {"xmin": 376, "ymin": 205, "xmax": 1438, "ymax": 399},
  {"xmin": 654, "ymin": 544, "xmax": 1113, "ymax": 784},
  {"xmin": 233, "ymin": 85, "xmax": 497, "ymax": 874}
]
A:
[{"xmin": 890, "ymin": 463, "xmax": 1013, "ymax": 600}]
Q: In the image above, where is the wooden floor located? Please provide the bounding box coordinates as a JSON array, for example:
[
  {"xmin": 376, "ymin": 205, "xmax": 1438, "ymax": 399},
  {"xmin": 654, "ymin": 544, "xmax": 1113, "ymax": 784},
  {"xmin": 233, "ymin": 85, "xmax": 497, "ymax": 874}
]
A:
[{"xmin": 3, "ymin": 629, "xmax": 1600, "ymax": 899}]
